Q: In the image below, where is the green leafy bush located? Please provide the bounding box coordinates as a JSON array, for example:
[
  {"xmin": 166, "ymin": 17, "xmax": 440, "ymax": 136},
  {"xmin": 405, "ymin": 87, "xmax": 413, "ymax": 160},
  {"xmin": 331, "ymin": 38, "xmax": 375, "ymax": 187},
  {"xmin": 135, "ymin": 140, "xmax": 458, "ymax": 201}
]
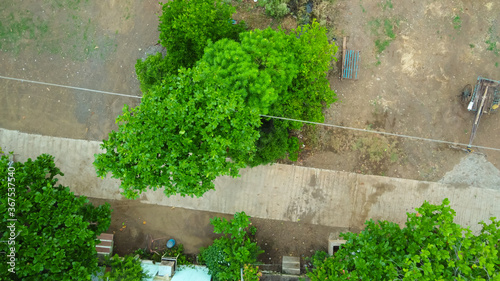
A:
[
  {"xmin": 158, "ymin": 0, "xmax": 246, "ymax": 74},
  {"xmin": 258, "ymin": 0, "xmax": 290, "ymax": 18},
  {"xmin": 243, "ymin": 264, "xmax": 263, "ymax": 281},
  {"xmin": 200, "ymin": 212, "xmax": 263, "ymax": 281},
  {"xmin": 200, "ymin": 23, "xmax": 336, "ymax": 166},
  {"xmin": 135, "ymin": 52, "xmax": 170, "ymax": 93},
  {"xmin": 247, "ymin": 119, "xmax": 299, "ymax": 166},
  {"xmin": 0, "ymin": 153, "xmax": 111, "ymax": 280},
  {"xmin": 251, "ymin": 20, "xmax": 337, "ymax": 166},
  {"xmin": 281, "ymin": 19, "xmax": 338, "ymax": 125},
  {"xmin": 306, "ymin": 199, "xmax": 500, "ymax": 280},
  {"xmin": 103, "ymin": 254, "xmax": 150, "ymax": 281}
]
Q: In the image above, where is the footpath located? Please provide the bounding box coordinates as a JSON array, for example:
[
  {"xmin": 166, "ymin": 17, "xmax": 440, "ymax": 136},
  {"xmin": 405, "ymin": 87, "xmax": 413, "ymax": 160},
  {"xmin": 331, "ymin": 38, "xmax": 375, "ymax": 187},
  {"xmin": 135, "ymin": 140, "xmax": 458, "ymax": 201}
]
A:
[{"xmin": 1, "ymin": 128, "xmax": 499, "ymax": 233}]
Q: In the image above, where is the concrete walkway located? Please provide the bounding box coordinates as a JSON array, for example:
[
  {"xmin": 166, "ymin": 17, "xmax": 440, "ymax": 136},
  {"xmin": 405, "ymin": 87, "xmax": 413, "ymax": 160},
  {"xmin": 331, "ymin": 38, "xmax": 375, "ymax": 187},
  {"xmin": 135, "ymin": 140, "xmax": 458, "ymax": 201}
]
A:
[{"xmin": 1, "ymin": 128, "xmax": 499, "ymax": 233}]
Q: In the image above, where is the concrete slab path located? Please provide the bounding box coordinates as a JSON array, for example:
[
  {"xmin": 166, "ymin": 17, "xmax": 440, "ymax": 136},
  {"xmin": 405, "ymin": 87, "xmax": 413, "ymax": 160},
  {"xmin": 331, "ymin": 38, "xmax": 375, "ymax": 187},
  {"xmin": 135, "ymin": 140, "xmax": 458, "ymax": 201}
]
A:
[{"xmin": 1, "ymin": 128, "xmax": 499, "ymax": 233}]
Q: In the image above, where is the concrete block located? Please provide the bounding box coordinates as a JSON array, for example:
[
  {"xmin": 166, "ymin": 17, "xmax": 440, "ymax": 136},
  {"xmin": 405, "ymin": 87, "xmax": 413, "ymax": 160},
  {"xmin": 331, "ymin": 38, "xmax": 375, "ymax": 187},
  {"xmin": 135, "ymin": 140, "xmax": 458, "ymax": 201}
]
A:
[
  {"xmin": 328, "ymin": 234, "xmax": 346, "ymax": 256},
  {"xmin": 282, "ymin": 256, "xmax": 300, "ymax": 275},
  {"xmin": 158, "ymin": 261, "xmax": 175, "ymax": 277}
]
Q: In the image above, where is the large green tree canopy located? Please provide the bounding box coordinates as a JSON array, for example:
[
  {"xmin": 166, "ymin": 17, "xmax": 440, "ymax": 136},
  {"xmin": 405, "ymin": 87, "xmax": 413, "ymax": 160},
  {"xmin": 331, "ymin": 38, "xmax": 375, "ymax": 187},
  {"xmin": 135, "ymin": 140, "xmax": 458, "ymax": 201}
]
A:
[
  {"xmin": 99, "ymin": 0, "xmax": 337, "ymax": 198},
  {"xmin": 95, "ymin": 67, "xmax": 262, "ymax": 198},
  {"xmin": 307, "ymin": 199, "xmax": 500, "ymax": 280},
  {"xmin": 0, "ymin": 153, "xmax": 111, "ymax": 280}
]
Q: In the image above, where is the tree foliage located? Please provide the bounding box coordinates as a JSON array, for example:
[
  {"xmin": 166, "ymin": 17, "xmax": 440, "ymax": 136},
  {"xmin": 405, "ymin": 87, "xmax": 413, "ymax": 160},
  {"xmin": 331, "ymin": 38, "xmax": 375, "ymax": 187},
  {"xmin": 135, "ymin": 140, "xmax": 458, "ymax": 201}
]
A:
[
  {"xmin": 0, "ymin": 153, "xmax": 111, "ymax": 280},
  {"xmin": 283, "ymin": 21, "xmax": 338, "ymax": 123},
  {"xmin": 257, "ymin": 0, "xmax": 290, "ymax": 18},
  {"xmin": 307, "ymin": 199, "xmax": 500, "ymax": 280},
  {"xmin": 135, "ymin": 52, "xmax": 170, "ymax": 93},
  {"xmin": 197, "ymin": 21, "xmax": 337, "ymax": 167},
  {"xmin": 198, "ymin": 27, "xmax": 298, "ymax": 114},
  {"xmin": 158, "ymin": 0, "xmax": 246, "ymax": 74},
  {"xmin": 200, "ymin": 212, "xmax": 263, "ymax": 281},
  {"xmin": 250, "ymin": 21, "xmax": 338, "ymax": 165},
  {"xmin": 100, "ymin": 16, "xmax": 337, "ymax": 197},
  {"xmin": 94, "ymin": 67, "xmax": 262, "ymax": 198},
  {"xmin": 103, "ymin": 254, "xmax": 150, "ymax": 281}
]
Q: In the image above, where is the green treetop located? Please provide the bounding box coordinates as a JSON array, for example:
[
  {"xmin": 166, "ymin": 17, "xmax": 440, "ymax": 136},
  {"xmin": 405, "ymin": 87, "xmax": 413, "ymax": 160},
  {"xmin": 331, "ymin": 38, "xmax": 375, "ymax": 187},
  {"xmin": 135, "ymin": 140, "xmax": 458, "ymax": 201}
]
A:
[{"xmin": 307, "ymin": 199, "xmax": 500, "ymax": 280}]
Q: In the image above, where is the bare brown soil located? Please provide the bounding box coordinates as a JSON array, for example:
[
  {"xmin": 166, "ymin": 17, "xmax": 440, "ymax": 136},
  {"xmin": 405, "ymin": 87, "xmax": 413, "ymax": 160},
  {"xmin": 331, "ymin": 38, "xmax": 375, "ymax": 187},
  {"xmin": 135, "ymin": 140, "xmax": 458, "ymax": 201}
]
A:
[
  {"xmin": 89, "ymin": 198, "xmax": 344, "ymax": 273},
  {"xmin": 294, "ymin": 0, "xmax": 500, "ymax": 182}
]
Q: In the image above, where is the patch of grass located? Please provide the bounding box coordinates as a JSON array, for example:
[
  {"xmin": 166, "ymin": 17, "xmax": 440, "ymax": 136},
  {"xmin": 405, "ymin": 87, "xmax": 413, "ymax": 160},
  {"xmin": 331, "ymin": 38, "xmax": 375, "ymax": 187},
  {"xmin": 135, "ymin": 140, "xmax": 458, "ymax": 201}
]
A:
[
  {"xmin": 359, "ymin": 0, "xmax": 366, "ymax": 13},
  {"xmin": 375, "ymin": 39, "xmax": 391, "ymax": 53},
  {"xmin": 384, "ymin": 19, "xmax": 396, "ymax": 39},
  {"xmin": 486, "ymin": 39, "xmax": 499, "ymax": 55},
  {"xmin": 0, "ymin": 0, "xmax": 117, "ymax": 61},
  {"xmin": 380, "ymin": 0, "xmax": 393, "ymax": 10},
  {"xmin": 0, "ymin": 10, "xmax": 47, "ymax": 53},
  {"xmin": 369, "ymin": 18, "xmax": 398, "ymax": 55},
  {"xmin": 486, "ymin": 25, "xmax": 499, "ymax": 56},
  {"xmin": 302, "ymin": 124, "xmax": 319, "ymax": 149},
  {"xmin": 370, "ymin": 95, "xmax": 382, "ymax": 107},
  {"xmin": 368, "ymin": 19, "xmax": 381, "ymax": 36},
  {"xmin": 352, "ymin": 137, "xmax": 387, "ymax": 162},
  {"xmin": 496, "ymin": 62, "xmax": 499, "ymax": 68},
  {"xmin": 351, "ymin": 136, "xmax": 401, "ymax": 164},
  {"xmin": 469, "ymin": 44, "xmax": 475, "ymax": 48},
  {"xmin": 369, "ymin": 95, "xmax": 385, "ymax": 114},
  {"xmin": 50, "ymin": 0, "xmax": 87, "ymax": 10},
  {"xmin": 123, "ymin": 6, "xmax": 132, "ymax": 20},
  {"xmin": 452, "ymin": 15, "xmax": 461, "ymax": 30},
  {"xmin": 390, "ymin": 152, "xmax": 398, "ymax": 163}
]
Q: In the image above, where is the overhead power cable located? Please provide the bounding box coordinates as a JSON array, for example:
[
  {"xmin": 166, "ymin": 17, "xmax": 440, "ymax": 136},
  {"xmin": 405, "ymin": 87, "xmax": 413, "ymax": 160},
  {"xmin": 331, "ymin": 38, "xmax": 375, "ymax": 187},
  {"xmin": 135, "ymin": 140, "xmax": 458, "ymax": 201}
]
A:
[
  {"xmin": 1, "ymin": 74, "xmax": 499, "ymax": 152},
  {"xmin": 0, "ymin": 75, "xmax": 141, "ymax": 99}
]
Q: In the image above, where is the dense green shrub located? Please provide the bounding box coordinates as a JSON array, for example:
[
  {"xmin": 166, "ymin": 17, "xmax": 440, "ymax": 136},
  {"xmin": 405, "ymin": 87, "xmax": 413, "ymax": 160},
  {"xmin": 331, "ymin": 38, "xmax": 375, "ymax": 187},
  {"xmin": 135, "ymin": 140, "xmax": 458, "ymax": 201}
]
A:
[
  {"xmin": 0, "ymin": 153, "xmax": 111, "ymax": 280},
  {"xmin": 200, "ymin": 212, "xmax": 263, "ymax": 281},
  {"xmin": 199, "ymin": 23, "xmax": 336, "ymax": 166},
  {"xmin": 100, "ymin": 20, "xmax": 337, "ymax": 197},
  {"xmin": 136, "ymin": 0, "xmax": 246, "ymax": 93},
  {"xmin": 158, "ymin": 0, "xmax": 246, "ymax": 74},
  {"xmin": 251, "ymin": 20, "xmax": 337, "ymax": 165},
  {"xmin": 135, "ymin": 52, "xmax": 169, "ymax": 93},
  {"xmin": 248, "ymin": 20, "xmax": 337, "ymax": 165},
  {"xmin": 247, "ymin": 119, "xmax": 300, "ymax": 166},
  {"xmin": 278, "ymin": 19, "xmax": 338, "ymax": 125},
  {"xmin": 258, "ymin": 0, "xmax": 290, "ymax": 18},
  {"xmin": 307, "ymin": 199, "xmax": 500, "ymax": 280},
  {"xmin": 103, "ymin": 254, "xmax": 149, "ymax": 281}
]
